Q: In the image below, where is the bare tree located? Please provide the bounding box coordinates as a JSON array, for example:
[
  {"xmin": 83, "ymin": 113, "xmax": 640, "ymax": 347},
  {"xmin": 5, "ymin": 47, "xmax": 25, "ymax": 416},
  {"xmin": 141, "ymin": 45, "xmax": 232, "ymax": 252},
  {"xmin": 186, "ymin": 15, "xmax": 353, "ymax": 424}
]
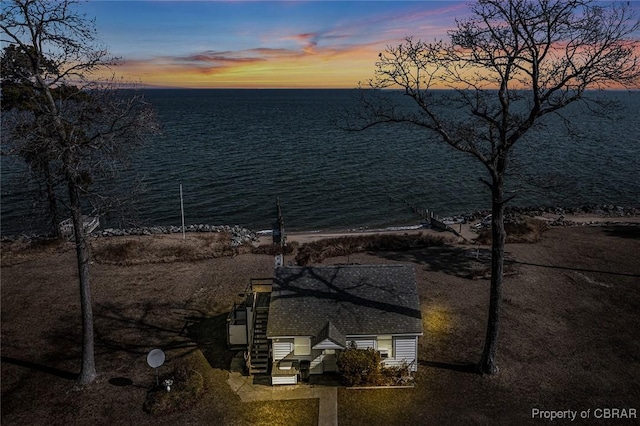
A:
[
  {"xmin": 351, "ymin": 0, "xmax": 639, "ymax": 374},
  {"xmin": 1, "ymin": 43, "xmax": 67, "ymax": 237},
  {"xmin": 1, "ymin": 0, "xmax": 159, "ymax": 384}
]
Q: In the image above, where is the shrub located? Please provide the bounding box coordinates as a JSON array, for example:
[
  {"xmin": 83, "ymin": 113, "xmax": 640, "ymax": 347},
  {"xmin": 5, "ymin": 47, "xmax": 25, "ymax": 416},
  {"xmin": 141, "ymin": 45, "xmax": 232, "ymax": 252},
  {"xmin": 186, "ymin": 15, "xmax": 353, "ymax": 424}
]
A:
[
  {"xmin": 250, "ymin": 241, "xmax": 298, "ymax": 255},
  {"xmin": 296, "ymin": 233, "xmax": 446, "ymax": 265},
  {"xmin": 380, "ymin": 361, "xmax": 414, "ymax": 386},
  {"xmin": 93, "ymin": 240, "xmax": 139, "ymax": 263},
  {"xmin": 1, "ymin": 237, "xmax": 66, "ymax": 266},
  {"xmin": 336, "ymin": 347, "xmax": 382, "ymax": 386},
  {"xmin": 337, "ymin": 347, "xmax": 416, "ymax": 386},
  {"xmin": 476, "ymin": 218, "xmax": 549, "ymax": 244},
  {"xmin": 91, "ymin": 232, "xmax": 245, "ymax": 265}
]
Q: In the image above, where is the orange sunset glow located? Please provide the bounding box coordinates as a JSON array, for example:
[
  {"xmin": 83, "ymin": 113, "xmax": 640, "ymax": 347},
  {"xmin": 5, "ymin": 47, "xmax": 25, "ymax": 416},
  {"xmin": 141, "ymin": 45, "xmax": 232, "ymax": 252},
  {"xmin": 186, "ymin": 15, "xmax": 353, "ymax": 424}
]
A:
[{"xmin": 81, "ymin": 1, "xmax": 469, "ymax": 89}]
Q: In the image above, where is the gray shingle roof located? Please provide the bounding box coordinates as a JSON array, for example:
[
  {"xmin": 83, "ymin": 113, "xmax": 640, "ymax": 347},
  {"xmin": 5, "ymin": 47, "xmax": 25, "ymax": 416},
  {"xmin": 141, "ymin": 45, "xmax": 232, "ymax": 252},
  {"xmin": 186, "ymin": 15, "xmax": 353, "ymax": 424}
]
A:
[
  {"xmin": 266, "ymin": 265, "xmax": 423, "ymax": 338},
  {"xmin": 314, "ymin": 321, "xmax": 347, "ymax": 348}
]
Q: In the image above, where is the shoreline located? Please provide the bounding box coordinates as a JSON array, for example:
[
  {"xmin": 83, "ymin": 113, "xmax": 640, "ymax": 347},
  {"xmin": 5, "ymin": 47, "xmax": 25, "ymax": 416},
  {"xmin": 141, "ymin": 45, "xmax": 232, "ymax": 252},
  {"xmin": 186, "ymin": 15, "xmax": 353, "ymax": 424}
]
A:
[
  {"xmin": 2, "ymin": 204, "xmax": 639, "ymax": 244},
  {"xmin": 276, "ymin": 212, "xmax": 640, "ymax": 245}
]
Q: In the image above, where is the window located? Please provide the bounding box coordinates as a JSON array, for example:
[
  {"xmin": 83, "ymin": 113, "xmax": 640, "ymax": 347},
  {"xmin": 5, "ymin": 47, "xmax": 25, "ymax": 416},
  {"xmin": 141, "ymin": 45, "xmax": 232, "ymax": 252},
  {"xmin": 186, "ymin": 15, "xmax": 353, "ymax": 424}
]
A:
[
  {"xmin": 377, "ymin": 336, "xmax": 393, "ymax": 359},
  {"xmin": 294, "ymin": 337, "xmax": 311, "ymax": 356}
]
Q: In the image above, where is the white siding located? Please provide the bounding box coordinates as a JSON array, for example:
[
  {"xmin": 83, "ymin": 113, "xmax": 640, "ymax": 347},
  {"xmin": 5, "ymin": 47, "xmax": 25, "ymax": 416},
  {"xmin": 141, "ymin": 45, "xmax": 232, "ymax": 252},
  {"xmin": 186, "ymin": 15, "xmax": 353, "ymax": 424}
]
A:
[
  {"xmin": 384, "ymin": 336, "xmax": 418, "ymax": 371},
  {"xmin": 310, "ymin": 353, "xmax": 324, "ymax": 374},
  {"xmin": 323, "ymin": 353, "xmax": 338, "ymax": 372},
  {"xmin": 347, "ymin": 337, "xmax": 375, "ymax": 350},
  {"xmin": 310, "ymin": 350, "xmax": 338, "ymax": 373},
  {"xmin": 272, "ymin": 339, "xmax": 293, "ymax": 361},
  {"xmin": 313, "ymin": 339, "xmax": 344, "ymax": 350},
  {"xmin": 272, "ymin": 375, "xmax": 297, "ymax": 385}
]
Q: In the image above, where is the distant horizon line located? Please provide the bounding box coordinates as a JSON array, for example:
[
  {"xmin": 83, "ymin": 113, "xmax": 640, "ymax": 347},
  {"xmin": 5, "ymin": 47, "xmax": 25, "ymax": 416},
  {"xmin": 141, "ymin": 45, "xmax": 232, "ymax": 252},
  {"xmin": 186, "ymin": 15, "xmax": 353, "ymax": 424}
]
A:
[{"xmin": 129, "ymin": 87, "xmax": 639, "ymax": 92}]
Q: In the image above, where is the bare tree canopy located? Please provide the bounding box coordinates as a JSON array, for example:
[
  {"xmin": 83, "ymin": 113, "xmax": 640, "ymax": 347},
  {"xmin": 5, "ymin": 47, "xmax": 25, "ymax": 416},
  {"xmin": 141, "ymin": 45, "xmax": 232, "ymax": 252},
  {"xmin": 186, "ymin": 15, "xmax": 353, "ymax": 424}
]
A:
[
  {"xmin": 352, "ymin": 0, "xmax": 639, "ymax": 375},
  {"xmin": 358, "ymin": 0, "xmax": 639, "ymax": 157},
  {"xmin": 1, "ymin": 0, "xmax": 110, "ymax": 84},
  {"xmin": 2, "ymin": 0, "xmax": 160, "ymax": 385},
  {"xmin": 2, "ymin": 0, "xmax": 159, "ymax": 227}
]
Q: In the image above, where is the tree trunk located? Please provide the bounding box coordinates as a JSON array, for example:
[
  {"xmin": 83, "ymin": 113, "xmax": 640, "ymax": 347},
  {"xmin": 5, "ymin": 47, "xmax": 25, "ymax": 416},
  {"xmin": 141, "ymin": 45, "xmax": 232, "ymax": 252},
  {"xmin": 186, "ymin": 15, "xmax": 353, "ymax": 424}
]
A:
[
  {"xmin": 68, "ymin": 181, "xmax": 97, "ymax": 385},
  {"xmin": 479, "ymin": 174, "xmax": 506, "ymax": 375},
  {"xmin": 32, "ymin": 56, "xmax": 97, "ymax": 385},
  {"xmin": 44, "ymin": 164, "xmax": 61, "ymax": 239}
]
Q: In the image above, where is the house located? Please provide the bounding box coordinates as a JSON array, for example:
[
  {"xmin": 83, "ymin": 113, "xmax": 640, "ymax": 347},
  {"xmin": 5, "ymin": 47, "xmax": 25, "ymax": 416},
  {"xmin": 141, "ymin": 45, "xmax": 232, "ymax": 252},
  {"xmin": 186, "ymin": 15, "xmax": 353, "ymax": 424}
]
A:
[{"xmin": 228, "ymin": 263, "xmax": 423, "ymax": 385}]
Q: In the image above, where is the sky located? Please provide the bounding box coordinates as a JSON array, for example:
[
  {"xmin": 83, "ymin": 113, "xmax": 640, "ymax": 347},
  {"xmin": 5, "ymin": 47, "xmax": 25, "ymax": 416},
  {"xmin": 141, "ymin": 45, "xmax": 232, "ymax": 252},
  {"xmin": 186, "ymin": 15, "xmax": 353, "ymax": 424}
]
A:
[{"xmin": 79, "ymin": 1, "xmax": 470, "ymax": 88}]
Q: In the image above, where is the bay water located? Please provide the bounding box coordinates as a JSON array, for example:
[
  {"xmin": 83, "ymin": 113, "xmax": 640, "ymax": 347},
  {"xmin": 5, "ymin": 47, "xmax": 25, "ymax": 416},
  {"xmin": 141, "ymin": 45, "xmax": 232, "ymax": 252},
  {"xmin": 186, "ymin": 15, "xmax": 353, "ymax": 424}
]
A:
[{"xmin": 1, "ymin": 89, "xmax": 638, "ymax": 235}]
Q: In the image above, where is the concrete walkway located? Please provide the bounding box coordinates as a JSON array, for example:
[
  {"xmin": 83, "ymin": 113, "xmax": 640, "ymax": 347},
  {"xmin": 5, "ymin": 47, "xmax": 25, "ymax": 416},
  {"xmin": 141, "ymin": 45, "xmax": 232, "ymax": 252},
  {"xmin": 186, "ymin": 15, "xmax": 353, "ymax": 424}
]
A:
[
  {"xmin": 227, "ymin": 372, "xmax": 338, "ymax": 426},
  {"xmin": 315, "ymin": 386, "xmax": 338, "ymax": 426}
]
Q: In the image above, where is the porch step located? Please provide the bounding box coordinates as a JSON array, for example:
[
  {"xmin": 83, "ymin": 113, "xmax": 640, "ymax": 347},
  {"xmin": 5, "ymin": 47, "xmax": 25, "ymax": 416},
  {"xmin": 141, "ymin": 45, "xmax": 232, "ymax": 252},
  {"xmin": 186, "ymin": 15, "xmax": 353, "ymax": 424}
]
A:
[{"xmin": 250, "ymin": 357, "xmax": 269, "ymax": 374}]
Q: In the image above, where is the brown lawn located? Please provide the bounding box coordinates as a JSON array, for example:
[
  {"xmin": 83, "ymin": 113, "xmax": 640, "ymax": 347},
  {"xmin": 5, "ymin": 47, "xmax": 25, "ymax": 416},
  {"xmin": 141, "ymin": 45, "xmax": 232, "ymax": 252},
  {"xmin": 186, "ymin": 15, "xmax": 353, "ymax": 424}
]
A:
[{"xmin": 2, "ymin": 224, "xmax": 639, "ymax": 425}]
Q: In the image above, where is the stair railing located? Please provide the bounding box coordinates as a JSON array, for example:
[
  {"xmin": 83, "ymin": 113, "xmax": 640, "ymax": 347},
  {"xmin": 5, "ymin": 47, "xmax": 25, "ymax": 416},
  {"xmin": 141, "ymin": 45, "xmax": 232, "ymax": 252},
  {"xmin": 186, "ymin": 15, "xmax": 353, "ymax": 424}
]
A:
[{"xmin": 245, "ymin": 290, "xmax": 260, "ymax": 373}]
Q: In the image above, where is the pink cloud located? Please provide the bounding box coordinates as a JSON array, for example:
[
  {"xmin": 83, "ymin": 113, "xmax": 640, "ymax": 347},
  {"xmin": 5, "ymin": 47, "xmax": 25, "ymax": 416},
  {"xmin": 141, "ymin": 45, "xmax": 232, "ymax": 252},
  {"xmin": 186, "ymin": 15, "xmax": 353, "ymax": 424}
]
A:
[{"xmin": 105, "ymin": 2, "xmax": 471, "ymax": 88}]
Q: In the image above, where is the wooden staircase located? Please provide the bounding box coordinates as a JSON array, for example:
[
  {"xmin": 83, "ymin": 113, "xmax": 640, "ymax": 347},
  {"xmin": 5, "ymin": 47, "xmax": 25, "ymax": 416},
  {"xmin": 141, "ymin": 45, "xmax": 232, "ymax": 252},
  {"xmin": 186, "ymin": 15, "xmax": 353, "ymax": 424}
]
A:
[{"xmin": 249, "ymin": 293, "xmax": 270, "ymax": 374}]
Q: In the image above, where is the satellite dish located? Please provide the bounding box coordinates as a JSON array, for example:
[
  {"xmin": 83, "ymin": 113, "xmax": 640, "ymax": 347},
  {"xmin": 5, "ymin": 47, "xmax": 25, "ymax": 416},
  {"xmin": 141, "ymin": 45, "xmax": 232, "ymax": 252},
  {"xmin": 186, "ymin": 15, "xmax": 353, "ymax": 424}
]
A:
[{"xmin": 147, "ymin": 349, "xmax": 165, "ymax": 368}]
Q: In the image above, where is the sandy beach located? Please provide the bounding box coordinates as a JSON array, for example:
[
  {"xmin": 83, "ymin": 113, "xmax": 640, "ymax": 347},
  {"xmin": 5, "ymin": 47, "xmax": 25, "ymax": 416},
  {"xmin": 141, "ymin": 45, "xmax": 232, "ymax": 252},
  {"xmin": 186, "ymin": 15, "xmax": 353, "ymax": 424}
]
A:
[{"xmin": 263, "ymin": 212, "xmax": 640, "ymax": 245}]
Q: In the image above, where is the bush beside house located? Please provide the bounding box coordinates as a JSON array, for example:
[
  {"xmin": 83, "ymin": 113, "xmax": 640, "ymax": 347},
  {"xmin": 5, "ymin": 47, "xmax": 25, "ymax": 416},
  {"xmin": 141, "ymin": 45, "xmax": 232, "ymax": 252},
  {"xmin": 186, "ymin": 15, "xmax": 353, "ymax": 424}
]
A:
[{"xmin": 337, "ymin": 347, "xmax": 414, "ymax": 387}]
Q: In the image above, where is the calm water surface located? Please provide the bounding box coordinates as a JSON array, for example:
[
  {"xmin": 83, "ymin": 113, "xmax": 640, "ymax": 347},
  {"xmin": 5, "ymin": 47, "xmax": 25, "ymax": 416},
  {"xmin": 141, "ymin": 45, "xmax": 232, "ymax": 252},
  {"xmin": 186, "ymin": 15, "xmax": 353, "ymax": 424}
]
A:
[{"xmin": 1, "ymin": 89, "xmax": 639, "ymax": 235}]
